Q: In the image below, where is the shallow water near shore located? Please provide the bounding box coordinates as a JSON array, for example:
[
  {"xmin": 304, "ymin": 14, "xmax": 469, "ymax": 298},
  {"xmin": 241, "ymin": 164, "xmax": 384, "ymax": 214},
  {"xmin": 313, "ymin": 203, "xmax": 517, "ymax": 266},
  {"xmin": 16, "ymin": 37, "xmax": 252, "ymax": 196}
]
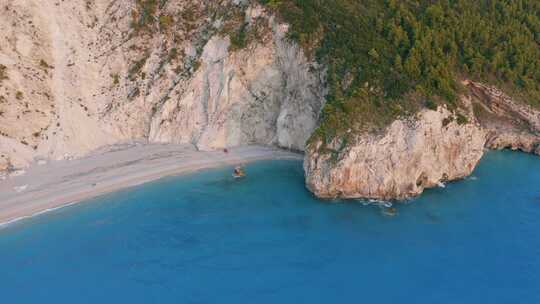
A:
[{"xmin": 0, "ymin": 151, "xmax": 539, "ymax": 303}]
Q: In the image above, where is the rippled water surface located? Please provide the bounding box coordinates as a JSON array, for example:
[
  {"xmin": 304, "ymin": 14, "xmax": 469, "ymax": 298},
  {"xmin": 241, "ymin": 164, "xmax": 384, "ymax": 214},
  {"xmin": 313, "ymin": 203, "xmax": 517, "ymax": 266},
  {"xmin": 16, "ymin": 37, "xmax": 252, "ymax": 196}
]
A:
[{"xmin": 1, "ymin": 151, "xmax": 539, "ymax": 303}]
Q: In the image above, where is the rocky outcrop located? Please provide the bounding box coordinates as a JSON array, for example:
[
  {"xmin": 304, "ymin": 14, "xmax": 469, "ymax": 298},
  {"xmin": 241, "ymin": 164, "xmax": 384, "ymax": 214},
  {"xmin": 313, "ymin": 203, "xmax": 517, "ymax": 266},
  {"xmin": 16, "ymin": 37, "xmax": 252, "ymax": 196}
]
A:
[
  {"xmin": 466, "ymin": 81, "xmax": 540, "ymax": 155},
  {"xmin": 149, "ymin": 23, "xmax": 325, "ymax": 151},
  {"xmin": 305, "ymin": 108, "xmax": 487, "ymax": 200},
  {"xmin": 0, "ymin": 0, "xmax": 325, "ymax": 174},
  {"xmin": 305, "ymin": 81, "xmax": 540, "ymax": 200},
  {"xmin": 485, "ymin": 132, "xmax": 540, "ymax": 154},
  {"xmin": 2, "ymin": 1, "xmax": 538, "ymax": 201}
]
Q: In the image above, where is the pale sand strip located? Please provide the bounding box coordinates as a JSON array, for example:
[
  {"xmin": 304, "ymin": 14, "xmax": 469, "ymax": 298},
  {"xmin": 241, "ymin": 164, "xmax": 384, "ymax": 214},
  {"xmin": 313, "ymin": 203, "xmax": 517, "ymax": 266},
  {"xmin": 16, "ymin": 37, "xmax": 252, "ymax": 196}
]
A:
[{"xmin": 0, "ymin": 144, "xmax": 302, "ymax": 226}]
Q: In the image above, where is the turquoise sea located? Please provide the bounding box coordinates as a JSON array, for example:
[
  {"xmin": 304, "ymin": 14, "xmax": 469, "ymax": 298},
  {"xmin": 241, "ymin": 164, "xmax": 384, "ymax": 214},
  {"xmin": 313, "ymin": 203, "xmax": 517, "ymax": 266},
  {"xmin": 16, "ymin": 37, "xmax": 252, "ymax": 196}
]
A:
[{"xmin": 0, "ymin": 151, "xmax": 539, "ymax": 303}]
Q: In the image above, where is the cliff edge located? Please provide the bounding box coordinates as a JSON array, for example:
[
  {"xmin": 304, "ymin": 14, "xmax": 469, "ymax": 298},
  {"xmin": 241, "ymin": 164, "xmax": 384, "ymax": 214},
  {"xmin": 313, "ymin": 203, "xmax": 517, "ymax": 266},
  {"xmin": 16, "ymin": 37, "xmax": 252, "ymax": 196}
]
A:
[
  {"xmin": 2, "ymin": 1, "xmax": 539, "ymax": 203},
  {"xmin": 304, "ymin": 81, "xmax": 540, "ymax": 200}
]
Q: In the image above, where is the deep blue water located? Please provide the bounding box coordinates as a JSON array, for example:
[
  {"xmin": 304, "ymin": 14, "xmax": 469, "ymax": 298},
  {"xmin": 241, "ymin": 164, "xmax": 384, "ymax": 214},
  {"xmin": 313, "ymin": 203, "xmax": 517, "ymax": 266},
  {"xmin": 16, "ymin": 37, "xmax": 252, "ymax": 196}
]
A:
[{"xmin": 0, "ymin": 151, "xmax": 539, "ymax": 303}]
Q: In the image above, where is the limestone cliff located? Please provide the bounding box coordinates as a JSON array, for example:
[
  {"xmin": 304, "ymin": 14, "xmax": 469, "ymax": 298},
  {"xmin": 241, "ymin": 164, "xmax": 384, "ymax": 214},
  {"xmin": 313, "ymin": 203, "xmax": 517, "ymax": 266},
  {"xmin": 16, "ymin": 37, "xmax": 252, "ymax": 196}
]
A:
[
  {"xmin": 0, "ymin": 0, "xmax": 325, "ymax": 174},
  {"xmin": 304, "ymin": 81, "xmax": 540, "ymax": 200},
  {"xmin": 304, "ymin": 108, "xmax": 486, "ymax": 200},
  {"xmin": 1, "ymin": 1, "xmax": 539, "ymax": 202}
]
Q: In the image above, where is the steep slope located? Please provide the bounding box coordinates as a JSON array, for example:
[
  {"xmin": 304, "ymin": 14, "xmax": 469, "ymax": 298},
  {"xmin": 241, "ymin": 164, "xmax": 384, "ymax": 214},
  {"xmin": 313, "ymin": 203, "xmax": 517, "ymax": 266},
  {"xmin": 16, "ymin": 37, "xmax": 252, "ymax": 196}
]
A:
[
  {"xmin": 0, "ymin": 0, "xmax": 325, "ymax": 176},
  {"xmin": 2, "ymin": 0, "xmax": 539, "ymax": 203},
  {"xmin": 304, "ymin": 82, "xmax": 540, "ymax": 200},
  {"xmin": 261, "ymin": 0, "xmax": 540, "ymax": 200}
]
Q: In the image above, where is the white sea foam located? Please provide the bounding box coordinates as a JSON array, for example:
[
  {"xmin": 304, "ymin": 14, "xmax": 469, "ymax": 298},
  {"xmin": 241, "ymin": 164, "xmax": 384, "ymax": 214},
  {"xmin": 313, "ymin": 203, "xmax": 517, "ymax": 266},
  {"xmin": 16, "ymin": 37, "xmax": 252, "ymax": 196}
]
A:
[
  {"xmin": 0, "ymin": 200, "xmax": 81, "ymax": 229},
  {"xmin": 357, "ymin": 199, "xmax": 392, "ymax": 208}
]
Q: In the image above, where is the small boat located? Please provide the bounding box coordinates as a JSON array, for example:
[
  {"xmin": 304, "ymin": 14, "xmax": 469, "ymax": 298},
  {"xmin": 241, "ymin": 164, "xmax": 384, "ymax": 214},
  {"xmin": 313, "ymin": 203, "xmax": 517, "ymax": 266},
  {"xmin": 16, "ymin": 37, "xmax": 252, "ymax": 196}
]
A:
[{"xmin": 232, "ymin": 166, "xmax": 245, "ymax": 178}]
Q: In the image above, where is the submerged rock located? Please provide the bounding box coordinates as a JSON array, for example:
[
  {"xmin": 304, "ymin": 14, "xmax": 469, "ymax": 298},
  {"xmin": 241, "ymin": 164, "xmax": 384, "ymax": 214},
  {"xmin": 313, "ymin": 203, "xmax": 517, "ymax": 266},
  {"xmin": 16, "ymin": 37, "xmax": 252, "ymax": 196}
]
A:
[{"xmin": 381, "ymin": 207, "xmax": 398, "ymax": 217}]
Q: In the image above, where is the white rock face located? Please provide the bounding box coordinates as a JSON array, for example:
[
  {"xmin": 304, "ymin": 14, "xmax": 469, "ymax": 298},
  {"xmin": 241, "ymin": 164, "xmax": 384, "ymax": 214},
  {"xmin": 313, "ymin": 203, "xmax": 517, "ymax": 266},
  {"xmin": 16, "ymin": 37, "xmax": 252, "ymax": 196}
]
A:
[
  {"xmin": 0, "ymin": 0, "xmax": 325, "ymax": 173},
  {"xmin": 466, "ymin": 81, "xmax": 540, "ymax": 155},
  {"xmin": 3, "ymin": 1, "xmax": 538, "ymax": 202},
  {"xmin": 149, "ymin": 26, "xmax": 325, "ymax": 151},
  {"xmin": 304, "ymin": 81, "xmax": 540, "ymax": 200},
  {"xmin": 304, "ymin": 108, "xmax": 487, "ymax": 200},
  {"xmin": 486, "ymin": 131, "xmax": 540, "ymax": 153}
]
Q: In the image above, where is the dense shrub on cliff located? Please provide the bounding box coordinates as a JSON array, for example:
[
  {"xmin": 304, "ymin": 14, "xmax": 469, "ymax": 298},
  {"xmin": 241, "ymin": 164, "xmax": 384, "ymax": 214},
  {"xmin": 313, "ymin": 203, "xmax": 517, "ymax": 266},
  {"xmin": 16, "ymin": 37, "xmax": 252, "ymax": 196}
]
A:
[{"xmin": 260, "ymin": 0, "xmax": 540, "ymax": 144}]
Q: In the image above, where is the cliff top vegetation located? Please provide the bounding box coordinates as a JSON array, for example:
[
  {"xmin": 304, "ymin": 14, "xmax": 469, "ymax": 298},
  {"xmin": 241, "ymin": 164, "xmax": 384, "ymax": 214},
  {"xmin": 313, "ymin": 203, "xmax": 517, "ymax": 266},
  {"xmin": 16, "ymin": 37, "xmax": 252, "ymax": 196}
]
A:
[{"xmin": 259, "ymin": 0, "xmax": 540, "ymax": 145}]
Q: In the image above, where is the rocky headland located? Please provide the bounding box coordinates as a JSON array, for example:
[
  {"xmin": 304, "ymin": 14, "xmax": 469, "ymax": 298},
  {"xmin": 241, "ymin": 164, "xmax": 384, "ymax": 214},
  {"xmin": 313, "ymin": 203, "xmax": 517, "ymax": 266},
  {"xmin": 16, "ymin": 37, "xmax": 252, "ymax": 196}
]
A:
[
  {"xmin": 1, "ymin": 0, "xmax": 539, "ymax": 201},
  {"xmin": 304, "ymin": 81, "xmax": 540, "ymax": 200}
]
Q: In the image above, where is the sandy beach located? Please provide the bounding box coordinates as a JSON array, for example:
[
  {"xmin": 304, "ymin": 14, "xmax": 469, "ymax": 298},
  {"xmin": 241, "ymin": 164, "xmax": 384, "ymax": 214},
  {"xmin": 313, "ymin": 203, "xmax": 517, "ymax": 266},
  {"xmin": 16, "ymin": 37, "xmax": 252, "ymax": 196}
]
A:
[{"xmin": 0, "ymin": 144, "xmax": 302, "ymax": 226}]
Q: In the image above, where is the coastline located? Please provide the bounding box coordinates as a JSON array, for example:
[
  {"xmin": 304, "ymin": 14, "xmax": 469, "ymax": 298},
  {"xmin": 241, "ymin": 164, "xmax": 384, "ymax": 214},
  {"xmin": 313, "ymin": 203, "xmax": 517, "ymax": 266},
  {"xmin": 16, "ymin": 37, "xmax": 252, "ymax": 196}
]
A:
[{"xmin": 0, "ymin": 144, "xmax": 302, "ymax": 227}]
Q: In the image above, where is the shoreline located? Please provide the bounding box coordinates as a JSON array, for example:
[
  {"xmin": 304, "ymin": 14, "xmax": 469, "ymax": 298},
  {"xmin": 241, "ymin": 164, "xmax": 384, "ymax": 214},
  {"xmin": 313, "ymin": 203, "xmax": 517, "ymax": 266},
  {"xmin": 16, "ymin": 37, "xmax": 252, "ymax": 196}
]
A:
[{"xmin": 0, "ymin": 144, "xmax": 303, "ymax": 227}]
